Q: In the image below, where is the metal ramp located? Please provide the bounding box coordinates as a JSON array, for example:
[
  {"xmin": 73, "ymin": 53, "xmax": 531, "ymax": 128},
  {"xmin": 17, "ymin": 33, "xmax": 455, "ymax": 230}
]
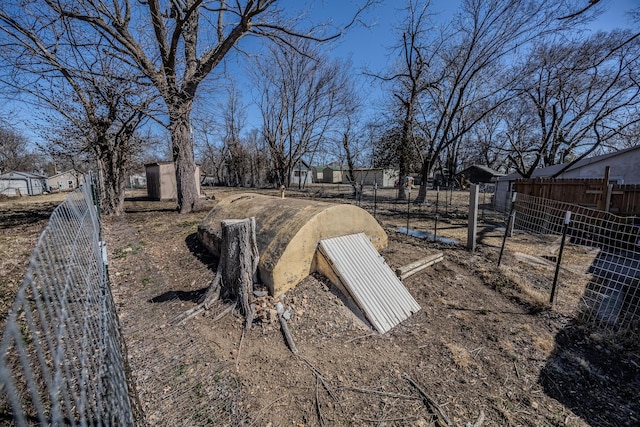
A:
[{"xmin": 317, "ymin": 233, "xmax": 421, "ymax": 334}]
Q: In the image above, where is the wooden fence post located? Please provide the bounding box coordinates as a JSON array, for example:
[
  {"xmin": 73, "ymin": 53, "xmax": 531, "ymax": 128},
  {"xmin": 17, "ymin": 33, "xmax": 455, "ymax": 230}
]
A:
[{"xmin": 467, "ymin": 184, "xmax": 479, "ymax": 252}]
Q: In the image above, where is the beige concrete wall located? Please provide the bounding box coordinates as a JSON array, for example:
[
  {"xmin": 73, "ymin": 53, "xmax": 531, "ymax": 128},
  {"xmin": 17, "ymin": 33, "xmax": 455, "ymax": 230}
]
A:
[{"xmin": 198, "ymin": 193, "xmax": 387, "ymax": 297}]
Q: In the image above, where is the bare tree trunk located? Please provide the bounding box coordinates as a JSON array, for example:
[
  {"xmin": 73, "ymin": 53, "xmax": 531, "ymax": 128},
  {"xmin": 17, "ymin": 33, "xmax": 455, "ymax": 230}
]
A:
[
  {"xmin": 170, "ymin": 107, "xmax": 202, "ymax": 214},
  {"xmin": 218, "ymin": 218, "xmax": 259, "ymax": 328},
  {"xmin": 96, "ymin": 151, "xmax": 126, "ymax": 216}
]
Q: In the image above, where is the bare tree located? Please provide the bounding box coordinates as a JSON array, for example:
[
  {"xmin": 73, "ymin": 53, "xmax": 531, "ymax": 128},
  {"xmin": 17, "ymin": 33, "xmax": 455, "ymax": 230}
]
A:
[
  {"xmin": 255, "ymin": 39, "xmax": 353, "ymax": 187},
  {"xmin": 407, "ymin": 0, "xmax": 583, "ymax": 203},
  {"xmin": 0, "ymin": 125, "xmax": 40, "ymax": 174},
  {"xmin": 40, "ymin": 0, "xmax": 372, "ymax": 213},
  {"xmin": 0, "ymin": 7, "xmax": 155, "ymax": 214},
  {"xmin": 371, "ymin": 0, "xmax": 434, "ymax": 200},
  {"xmin": 507, "ymin": 30, "xmax": 640, "ymax": 177}
]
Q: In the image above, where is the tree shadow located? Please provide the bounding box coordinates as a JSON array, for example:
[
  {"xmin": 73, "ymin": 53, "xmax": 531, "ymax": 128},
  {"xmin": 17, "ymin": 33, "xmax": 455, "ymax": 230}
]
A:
[
  {"xmin": 148, "ymin": 233, "xmax": 217, "ymax": 304},
  {"xmin": 184, "ymin": 232, "xmax": 217, "ymax": 272},
  {"xmin": 124, "ymin": 195, "xmax": 178, "ymax": 213},
  {"xmin": 0, "ymin": 204, "xmax": 58, "ymax": 229},
  {"xmin": 539, "ymin": 322, "xmax": 640, "ymax": 426},
  {"xmin": 149, "ymin": 288, "xmax": 208, "ymax": 304},
  {"xmin": 539, "ymin": 248, "xmax": 640, "ymax": 426}
]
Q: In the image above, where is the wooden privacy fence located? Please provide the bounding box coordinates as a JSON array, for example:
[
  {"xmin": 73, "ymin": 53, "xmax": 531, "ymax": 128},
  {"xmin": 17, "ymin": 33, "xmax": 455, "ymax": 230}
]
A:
[{"xmin": 514, "ymin": 178, "xmax": 640, "ymax": 217}]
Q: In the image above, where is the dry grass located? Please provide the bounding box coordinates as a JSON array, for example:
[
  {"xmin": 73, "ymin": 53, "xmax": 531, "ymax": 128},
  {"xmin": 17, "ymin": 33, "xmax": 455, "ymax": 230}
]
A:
[{"xmin": 445, "ymin": 343, "xmax": 473, "ymax": 369}]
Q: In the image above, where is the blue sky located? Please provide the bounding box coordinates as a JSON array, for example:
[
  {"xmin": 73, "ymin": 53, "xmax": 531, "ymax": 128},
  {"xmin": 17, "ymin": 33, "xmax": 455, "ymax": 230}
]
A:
[
  {"xmin": 4, "ymin": 0, "xmax": 639, "ymax": 150},
  {"xmin": 228, "ymin": 0, "xmax": 639, "ymax": 131}
]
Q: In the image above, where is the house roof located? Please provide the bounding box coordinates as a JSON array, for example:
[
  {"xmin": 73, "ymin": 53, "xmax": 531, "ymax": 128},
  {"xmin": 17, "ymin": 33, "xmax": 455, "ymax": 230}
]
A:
[
  {"xmin": 499, "ymin": 145, "xmax": 640, "ymax": 181},
  {"xmin": 0, "ymin": 171, "xmax": 46, "ymax": 180},
  {"xmin": 47, "ymin": 169, "xmax": 82, "ymax": 180},
  {"xmin": 459, "ymin": 165, "xmax": 504, "ymax": 176}
]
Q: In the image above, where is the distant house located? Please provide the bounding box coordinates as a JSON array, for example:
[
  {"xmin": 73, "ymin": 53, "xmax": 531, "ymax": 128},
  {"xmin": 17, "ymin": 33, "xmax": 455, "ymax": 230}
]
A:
[
  {"xmin": 322, "ymin": 165, "xmax": 343, "ymax": 184},
  {"xmin": 310, "ymin": 166, "xmax": 324, "ymax": 183},
  {"xmin": 290, "ymin": 161, "xmax": 313, "ymax": 186},
  {"xmin": 494, "ymin": 146, "xmax": 640, "ymax": 211},
  {"xmin": 145, "ymin": 162, "xmax": 201, "ymax": 200},
  {"xmin": 129, "ymin": 173, "xmax": 147, "ymax": 189},
  {"xmin": 47, "ymin": 170, "xmax": 85, "ymax": 192},
  {"xmin": 0, "ymin": 171, "xmax": 47, "ymax": 196},
  {"xmin": 457, "ymin": 165, "xmax": 504, "ymax": 185},
  {"xmin": 342, "ymin": 168, "xmax": 398, "ymax": 188}
]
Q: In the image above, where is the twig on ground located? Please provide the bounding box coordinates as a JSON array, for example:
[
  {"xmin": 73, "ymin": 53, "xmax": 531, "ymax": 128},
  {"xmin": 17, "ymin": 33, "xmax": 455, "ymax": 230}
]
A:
[
  {"xmin": 211, "ymin": 303, "xmax": 235, "ymax": 322},
  {"xmin": 404, "ymin": 373, "xmax": 453, "ymax": 427},
  {"xmin": 472, "ymin": 410, "xmax": 485, "ymax": 427},
  {"xmin": 249, "ymin": 394, "xmax": 289, "ymax": 427},
  {"xmin": 300, "ymin": 356, "xmax": 339, "ymax": 404},
  {"xmin": 345, "ymin": 332, "xmax": 378, "ymax": 343},
  {"xmin": 276, "ymin": 302, "xmax": 298, "ymax": 354},
  {"xmin": 340, "ymin": 386, "xmax": 420, "ymax": 400},
  {"xmin": 315, "ymin": 375, "xmax": 325, "ymax": 426},
  {"xmin": 357, "ymin": 415, "xmax": 419, "ymax": 423},
  {"xmin": 171, "ymin": 274, "xmax": 221, "ymax": 325},
  {"xmin": 236, "ymin": 325, "xmax": 245, "ymax": 372},
  {"xmin": 172, "ymin": 305, "xmax": 205, "ymax": 325},
  {"xmin": 514, "ymin": 361, "xmax": 520, "ymax": 379}
]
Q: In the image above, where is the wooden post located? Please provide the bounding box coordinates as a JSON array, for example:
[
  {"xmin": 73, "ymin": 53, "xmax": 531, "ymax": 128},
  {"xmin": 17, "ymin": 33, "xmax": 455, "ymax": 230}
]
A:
[
  {"xmin": 605, "ymin": 183, "xmax": 613, "ymax": 212},
  {"xmin": 599, "ymin": 166, "xmax": 611, "ymax": 210},
  {"xmin": 467, "ymin": 184, "xmax": 479, "ymax": 251}
]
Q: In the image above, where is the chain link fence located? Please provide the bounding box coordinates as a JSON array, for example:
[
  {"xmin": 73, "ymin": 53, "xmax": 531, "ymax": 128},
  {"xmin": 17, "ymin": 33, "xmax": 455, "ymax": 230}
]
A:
[
  {"xmin": 0, "ymin": 176, "xmax": 136, "ymax": 425},
  {"xmin": 501, "ymin": 193, "xmax": 640, "ymax": 330}
]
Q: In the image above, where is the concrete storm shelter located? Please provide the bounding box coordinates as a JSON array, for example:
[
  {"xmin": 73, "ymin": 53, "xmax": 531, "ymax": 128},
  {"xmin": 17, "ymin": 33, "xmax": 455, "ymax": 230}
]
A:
[{"xmin": 198, "ymin": 193, "xmax": 388, "ymax": 297}]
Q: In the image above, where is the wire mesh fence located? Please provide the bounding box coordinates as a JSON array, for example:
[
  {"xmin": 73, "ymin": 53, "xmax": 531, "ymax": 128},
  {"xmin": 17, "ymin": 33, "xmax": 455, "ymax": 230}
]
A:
[
  {"xmin": 501, "ymin": 193, "xmax": 640, "ymax": 330},
  {"xmin": 0, "ymin": 176, "xmax": 136, "ymax": 426}
]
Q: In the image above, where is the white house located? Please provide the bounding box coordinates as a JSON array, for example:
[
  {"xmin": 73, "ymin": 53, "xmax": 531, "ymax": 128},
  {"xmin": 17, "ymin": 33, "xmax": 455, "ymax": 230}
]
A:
[
  {"xmin": 47, "ymin": 170, "xmax": 85, "ymax": 192},
  {"xmin": 494, "ymin": 146, "xmax": 640, "ymax": 211},
  {"xmin": 0, "ymin": 171, "xmax": 47, "ymax": 196}
]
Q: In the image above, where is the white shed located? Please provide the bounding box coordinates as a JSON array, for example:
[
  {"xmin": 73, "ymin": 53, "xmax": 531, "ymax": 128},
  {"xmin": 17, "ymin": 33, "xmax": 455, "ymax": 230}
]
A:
[{"xmin": 344, "ymin": 168, "xmax": 398, "ymax": 188}]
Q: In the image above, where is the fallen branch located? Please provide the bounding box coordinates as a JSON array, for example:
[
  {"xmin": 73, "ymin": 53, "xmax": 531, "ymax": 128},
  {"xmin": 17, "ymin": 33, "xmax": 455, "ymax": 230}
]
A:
[
  {"xmin": 404, "ymin": 373, "xmax": 453, "ymax": 427},
  {"xmin": 236, "ymin": 326, "xmax": 245, "ymax": 372},
  {"xmin": 345, "ymin": 332, "xmax": 378, "ymax": 343},
  {"xmin": 469, "ymin": 410, "xmax": 485, "ymax": 427},
  {"xmin": 249, "ymin": 394, "xmax": 289, "ymax": 427},
  {"xmin": 300, "ymin": 356, "xmax": 338, "ymax": 404},
  {"xmin": 357, "ymin": 415, "xmax": 419, "ymax": 423},
  {"xmin": 210, "ymin": 303, "xmax": 235, "ymax": 322},
  {"xmin": 396, "ymin": 253, "xmax": 444, "ymax": 280},
  {"xmin": 315, "ymin": 376, "xmax": 325, "ymax": 426},
  {"xmin": 340, "ymin": 386, "xmax": 420, "ymax": 400},
  {"xmin": 276, "ymin": 302, "xmax": 298, "ymax": 355}
]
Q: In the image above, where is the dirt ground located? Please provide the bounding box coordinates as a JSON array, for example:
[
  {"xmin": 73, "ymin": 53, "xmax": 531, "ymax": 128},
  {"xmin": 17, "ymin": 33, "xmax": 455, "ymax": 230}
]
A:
[
  {"xmin": 0, "ymin": 192, "xmax": 67, "ymax": 324},
  {"xmin": 2, "ymin": 186, "xmax": 639, "ymax": 426}
]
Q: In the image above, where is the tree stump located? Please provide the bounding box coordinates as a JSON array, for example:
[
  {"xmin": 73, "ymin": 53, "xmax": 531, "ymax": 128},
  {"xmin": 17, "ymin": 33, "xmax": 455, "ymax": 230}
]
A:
[
  {"xmin": 217, "ymin": 218, "xmax": 259, "ymax": 327},
  {"xmin": 175, "ymin": 217, "xmax": 259, "ymax": 327}
]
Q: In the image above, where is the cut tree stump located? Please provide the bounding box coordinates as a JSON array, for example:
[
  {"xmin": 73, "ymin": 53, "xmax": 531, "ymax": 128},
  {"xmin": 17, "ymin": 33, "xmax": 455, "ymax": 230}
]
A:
[
  {"xmin": 174, "ymin": 217, "xmax": 259, "ymax": 327},
  {"xmin": 217, "ymin": 218, "xmax": 259, "ymax": 328}
]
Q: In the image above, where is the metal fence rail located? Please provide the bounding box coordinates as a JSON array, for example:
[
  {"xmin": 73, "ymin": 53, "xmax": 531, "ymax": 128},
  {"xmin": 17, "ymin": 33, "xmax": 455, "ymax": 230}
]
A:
[
  {"xmin": 0, "ymin": 177, "xmax": 135, "ymax": 425},
  {"xmin": 507, "ymin": 193, "xmax": 640, "ymax": 329}
]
